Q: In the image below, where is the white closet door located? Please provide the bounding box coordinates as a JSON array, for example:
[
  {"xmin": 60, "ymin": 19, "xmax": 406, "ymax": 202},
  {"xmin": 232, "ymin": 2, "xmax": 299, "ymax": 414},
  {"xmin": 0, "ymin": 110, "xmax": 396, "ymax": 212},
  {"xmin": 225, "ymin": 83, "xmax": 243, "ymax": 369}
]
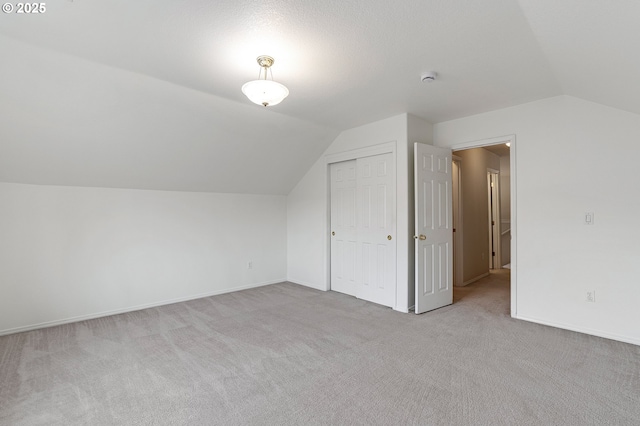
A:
[
  {"xmin": 356, "ymin": 153, "xmax": 396, "ymax": 307},
  {"xmin": 330, "ymin": 160, "xmax": 358, "ymax": 297},
  {"xmin": 330, "ymin": 153, "xmax": 396, "ymax": 308}
]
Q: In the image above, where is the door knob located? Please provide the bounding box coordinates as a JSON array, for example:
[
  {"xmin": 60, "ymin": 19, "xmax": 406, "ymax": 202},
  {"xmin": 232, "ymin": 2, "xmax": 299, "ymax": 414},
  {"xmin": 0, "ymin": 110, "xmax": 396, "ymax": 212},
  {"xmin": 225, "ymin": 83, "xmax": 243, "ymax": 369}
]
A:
[
  {"xmin": 419, "ymin": 234, "xmax": 426, "ymax": 240},
  {"xmin": 387, "ymin": 235, "xmax": 392, "ymax": 240},
  {"xmin": 331, "ymin": 231, "xmax": 335, "ymax": 236}
]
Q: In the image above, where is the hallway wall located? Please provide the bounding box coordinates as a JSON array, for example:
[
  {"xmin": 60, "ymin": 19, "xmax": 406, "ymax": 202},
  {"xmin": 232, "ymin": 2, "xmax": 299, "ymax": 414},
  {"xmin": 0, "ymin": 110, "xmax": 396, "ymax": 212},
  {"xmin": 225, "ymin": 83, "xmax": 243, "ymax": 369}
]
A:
[{"xmin": 455, "ymin": 148, "xmax": 500, "ymax": 284}]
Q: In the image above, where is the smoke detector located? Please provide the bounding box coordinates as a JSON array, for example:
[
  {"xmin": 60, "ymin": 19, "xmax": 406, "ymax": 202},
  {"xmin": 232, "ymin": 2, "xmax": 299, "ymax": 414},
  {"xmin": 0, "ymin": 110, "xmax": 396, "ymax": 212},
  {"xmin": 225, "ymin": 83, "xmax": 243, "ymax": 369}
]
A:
[{"xmin": 421, "ymin": 71, "xmax": 437, "ymax": 83}]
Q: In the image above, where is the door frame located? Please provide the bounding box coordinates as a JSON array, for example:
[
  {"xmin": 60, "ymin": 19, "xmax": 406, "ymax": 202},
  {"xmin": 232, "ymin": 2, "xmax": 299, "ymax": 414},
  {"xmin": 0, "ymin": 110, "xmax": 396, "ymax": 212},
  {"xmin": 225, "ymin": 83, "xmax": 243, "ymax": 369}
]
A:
[
  {"xmin": 487, "ymin": 168, "xmax": 501, "ymax": 269},
  {"xmin": 452, "ymin": 156, "xmax": 463, "ymax": 286},
  {"xmin": 450, "ymin": 135, "xmax": 517, "ymax": 317},
  {"xmin": 323, "ymin": 141, "xmax": 398, "ymax": 304}
]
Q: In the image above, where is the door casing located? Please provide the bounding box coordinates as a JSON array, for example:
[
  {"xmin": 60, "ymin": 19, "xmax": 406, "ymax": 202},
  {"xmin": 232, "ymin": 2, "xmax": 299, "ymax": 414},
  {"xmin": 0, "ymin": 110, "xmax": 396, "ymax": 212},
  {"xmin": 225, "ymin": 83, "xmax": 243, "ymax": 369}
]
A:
[
  {"xmin": 487, "ymin": 168, "xmax": 501, "ymax": 269},
  {"xmin": 449, "ymin": 135, "xmax": 517, "ymax": 317},
  {"xmin": 452, "ymin": 157, "xmax": 463, "ymax": 286}
]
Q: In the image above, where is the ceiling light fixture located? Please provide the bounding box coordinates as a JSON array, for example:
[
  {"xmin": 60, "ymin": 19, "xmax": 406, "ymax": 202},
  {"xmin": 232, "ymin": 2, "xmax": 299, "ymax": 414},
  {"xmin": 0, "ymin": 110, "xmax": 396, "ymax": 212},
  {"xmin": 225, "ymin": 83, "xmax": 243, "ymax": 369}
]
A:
[{"xmin": 241, "ymin": 55, "xmax": 289, "ymax": 107}]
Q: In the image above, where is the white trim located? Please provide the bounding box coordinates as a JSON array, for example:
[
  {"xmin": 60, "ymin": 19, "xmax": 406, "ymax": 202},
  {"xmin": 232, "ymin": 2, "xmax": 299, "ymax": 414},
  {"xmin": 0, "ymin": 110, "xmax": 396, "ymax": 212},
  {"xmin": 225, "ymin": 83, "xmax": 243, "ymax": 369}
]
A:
[
  {"xmin": 451, "ymin": 134, "xmax": 517, "ymax": 316},
  {"xmin": 323, "ymin": 141, "xmax": 398, "ymax": 300},
  {"xmin": 461, "ymin": 272, "xmax": 490, "ymax": 287},
  {"xmin": 452, "ymin": 158, "xmax": 463, "ymax": 287},
  {"xmin": 324, "ymin": 141, "xmax": 396, "ymax": 165},
  {"xmin": 451, "ymin": 134, "xmax": 515, "ymax": 151},
  {"xmin": 0, "ymin": 279, "xmax": 283, "ymax": 337},
  {"xmin": 286, "ymin": 278, "xmax": 326, "ymax": 292},
  {"xmin": 515, "ymin": 314, "xmax": 640, "ymax": 347},
  {"xmin": 487, "ymin": 168, "xmax": 501, "ymax": 270}
]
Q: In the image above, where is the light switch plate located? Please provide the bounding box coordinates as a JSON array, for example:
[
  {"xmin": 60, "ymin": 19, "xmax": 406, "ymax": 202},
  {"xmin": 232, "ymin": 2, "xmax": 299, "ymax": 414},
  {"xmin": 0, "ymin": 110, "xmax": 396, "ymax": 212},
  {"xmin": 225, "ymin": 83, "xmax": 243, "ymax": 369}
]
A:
[{"xmin": 584, "ymin": 212, "xmax": 594, "ymax": 225}]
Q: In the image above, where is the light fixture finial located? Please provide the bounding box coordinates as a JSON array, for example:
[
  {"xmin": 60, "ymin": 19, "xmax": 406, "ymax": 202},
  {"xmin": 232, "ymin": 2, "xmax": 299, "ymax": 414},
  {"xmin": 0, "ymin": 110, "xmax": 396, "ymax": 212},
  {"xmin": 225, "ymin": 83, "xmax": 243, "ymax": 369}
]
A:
[{"xmin": 256, "ymin": 55, "xmax": 274, "ymax": 69}]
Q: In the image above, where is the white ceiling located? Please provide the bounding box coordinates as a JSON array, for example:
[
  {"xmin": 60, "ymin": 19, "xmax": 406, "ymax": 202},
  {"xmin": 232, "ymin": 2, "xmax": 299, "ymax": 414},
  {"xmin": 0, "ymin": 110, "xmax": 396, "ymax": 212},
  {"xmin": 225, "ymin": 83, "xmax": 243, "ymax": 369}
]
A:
[{"xmin": 1, "ymin": 0, "xmax": 638, "ymax": 194}]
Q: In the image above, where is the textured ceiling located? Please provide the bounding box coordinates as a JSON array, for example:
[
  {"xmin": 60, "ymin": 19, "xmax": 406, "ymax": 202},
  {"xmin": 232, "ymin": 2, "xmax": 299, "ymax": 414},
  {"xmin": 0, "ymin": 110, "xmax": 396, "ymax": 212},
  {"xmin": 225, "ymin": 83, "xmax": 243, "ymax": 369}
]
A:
[{"xmin": 0, "ymin": 0, "xmax": 638, "ymax": 194}]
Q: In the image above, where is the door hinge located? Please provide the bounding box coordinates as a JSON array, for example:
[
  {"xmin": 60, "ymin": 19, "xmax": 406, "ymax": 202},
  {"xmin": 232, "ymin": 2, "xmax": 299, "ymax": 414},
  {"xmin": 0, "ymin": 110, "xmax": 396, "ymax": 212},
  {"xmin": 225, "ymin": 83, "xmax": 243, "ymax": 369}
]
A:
[{"xmin": 492, "ymin": 251, "xmax": 495, "ymax": 256}]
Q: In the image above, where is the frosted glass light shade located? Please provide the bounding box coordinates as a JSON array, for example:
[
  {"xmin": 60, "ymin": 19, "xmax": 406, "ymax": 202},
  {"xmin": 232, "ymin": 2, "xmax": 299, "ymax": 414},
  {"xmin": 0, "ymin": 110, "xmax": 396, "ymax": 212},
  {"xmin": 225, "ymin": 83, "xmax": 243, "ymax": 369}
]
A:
[{"xmin": 241, "ymin": 79, "xmax": 289, "ymax": 107}]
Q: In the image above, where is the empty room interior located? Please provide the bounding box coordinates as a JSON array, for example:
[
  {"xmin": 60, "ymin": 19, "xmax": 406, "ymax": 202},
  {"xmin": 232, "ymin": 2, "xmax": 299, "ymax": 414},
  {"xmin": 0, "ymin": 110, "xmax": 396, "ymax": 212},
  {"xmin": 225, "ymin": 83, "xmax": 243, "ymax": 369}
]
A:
[{"xmin": 1, "ymin": 1, "xmax": 639, "ymax": 424}]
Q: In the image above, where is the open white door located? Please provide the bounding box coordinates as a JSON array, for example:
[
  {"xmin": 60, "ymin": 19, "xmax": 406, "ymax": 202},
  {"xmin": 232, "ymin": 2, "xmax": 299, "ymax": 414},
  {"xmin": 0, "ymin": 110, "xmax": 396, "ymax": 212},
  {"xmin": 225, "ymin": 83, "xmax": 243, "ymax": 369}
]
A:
[{"xmin": 414, "ymin": 143, "xmax": 453, "ymax": 314}]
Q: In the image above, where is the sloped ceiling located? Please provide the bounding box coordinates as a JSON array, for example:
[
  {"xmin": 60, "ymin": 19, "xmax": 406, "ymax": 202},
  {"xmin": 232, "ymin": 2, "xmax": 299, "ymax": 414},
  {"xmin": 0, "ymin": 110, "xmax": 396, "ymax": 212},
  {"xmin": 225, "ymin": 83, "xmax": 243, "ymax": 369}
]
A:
[{"xmin": 0, "ymin": 0, "xmax": 637, "ymax": 194}]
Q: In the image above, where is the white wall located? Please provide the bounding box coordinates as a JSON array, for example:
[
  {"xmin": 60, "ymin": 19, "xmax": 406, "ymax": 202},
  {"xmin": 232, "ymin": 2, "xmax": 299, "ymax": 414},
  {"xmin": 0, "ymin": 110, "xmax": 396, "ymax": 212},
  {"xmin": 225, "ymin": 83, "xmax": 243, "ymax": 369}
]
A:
[
  {"xmin": 434, "ymin": 95, "xmax": 640, "ymax": 345},
  {"xmin": 288, "ymin": 114, "xmax": 417, "ymax": 311},
  {"xmin": 0, "ymin": 183, "xmax": 287, "ymax": 335},
  {"xmin": 0, "ymin": 35, "xmax": 338, "ymax": 195}
]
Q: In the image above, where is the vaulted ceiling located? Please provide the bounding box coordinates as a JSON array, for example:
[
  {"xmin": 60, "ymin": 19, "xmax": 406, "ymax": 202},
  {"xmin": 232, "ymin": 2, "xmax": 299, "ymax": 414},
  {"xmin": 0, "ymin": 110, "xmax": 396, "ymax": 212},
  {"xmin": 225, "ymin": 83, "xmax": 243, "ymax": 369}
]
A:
[{"xmin": 1, "ymin": 0, "xmax": 638, "ymax": 194}]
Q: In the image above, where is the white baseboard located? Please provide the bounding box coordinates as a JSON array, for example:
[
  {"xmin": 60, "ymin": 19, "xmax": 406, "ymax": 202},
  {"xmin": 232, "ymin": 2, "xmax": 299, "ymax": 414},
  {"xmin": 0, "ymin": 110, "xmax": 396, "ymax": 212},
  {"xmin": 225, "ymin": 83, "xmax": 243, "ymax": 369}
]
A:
[
  {"xmin": 0, "ymin": 279, "xmax": 284, "ymax": 337},
  {"xmin": 514, "ymin": 314, "xmax": 640, "ymax": 347},
  {"xmin": 287, "ymin": 278, "xmax": 326, "ymax": 291},
  {"xmin": 459, "ymin": 272, "xmax": 490, "ymax": 287}
]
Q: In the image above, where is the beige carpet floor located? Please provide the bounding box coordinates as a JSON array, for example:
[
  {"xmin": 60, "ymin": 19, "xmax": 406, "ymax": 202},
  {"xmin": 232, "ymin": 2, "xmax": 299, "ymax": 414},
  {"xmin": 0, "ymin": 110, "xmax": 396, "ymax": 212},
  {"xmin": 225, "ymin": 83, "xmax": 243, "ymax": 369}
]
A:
[{"xmin": 1, "ymin": 270, "xmax": 639, "ymax": 425}]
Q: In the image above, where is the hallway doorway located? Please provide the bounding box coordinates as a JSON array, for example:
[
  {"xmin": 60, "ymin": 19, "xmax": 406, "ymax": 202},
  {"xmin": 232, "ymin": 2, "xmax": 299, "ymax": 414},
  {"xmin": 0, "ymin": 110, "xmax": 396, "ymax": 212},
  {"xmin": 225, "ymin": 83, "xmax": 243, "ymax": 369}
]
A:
[{"xmin": 451, "ymin": 135, "xmax": 516, "ymax": 315}]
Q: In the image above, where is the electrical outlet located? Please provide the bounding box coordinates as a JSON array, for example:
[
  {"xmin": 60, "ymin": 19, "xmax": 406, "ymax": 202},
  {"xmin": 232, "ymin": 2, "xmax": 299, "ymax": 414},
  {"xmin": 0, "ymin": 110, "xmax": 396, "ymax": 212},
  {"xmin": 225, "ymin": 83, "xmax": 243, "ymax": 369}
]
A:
[
  {"xmin": 248, "ymin": 261, "xmax": 253, "ymax": 270},
  {"xmin": 586, "ymin": 291, "xmax": 596, "ymax": 303}
]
